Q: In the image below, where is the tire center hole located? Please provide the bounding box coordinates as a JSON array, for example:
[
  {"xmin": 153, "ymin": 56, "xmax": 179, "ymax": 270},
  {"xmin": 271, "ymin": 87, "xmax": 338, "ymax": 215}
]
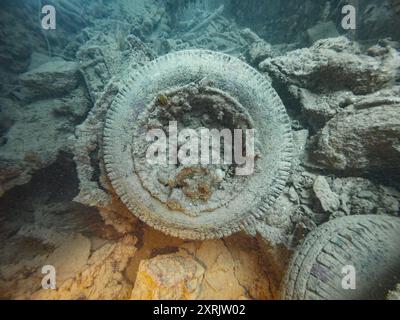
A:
[{"xmin": 132, "ymin": 81, "xmax": 260, "ymax": 216}]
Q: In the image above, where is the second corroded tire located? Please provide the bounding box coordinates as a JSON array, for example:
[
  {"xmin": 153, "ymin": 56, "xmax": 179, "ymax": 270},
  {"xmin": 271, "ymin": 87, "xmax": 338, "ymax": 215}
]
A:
[{"xmin": 282, "ymin": 215, "xmax": 400, "ymax": 300}]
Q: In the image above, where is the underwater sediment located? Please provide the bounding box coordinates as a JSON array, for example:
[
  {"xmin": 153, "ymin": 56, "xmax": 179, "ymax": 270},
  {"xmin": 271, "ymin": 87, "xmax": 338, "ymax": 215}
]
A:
[{"xmin": 0, "ymin": 0, "xmax": 400, "ymax": 300}]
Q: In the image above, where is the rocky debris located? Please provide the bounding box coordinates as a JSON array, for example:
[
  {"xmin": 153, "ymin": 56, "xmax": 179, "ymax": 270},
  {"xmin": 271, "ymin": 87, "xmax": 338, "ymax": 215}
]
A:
[
  {"xmin": 0, "ymin": 222, "xmax": 135, "ymax": 300},
  {"xmin": 330, "ymin": 177, "xmax": 400, "ymax": 217},
  {"xmin": 131, "ymin": 252, "xmax": 205, "ymax": 300},
  {"xmin": 27, "ymin": 52, "xmax": 64, "ymax": 72},
  {"xmin": 0, "ymin": 229, "xmax": 88, "ymax": 299},
  {"xmin": 260, "ymin": 37, "xmax": 400, "ymax": 175},
  {"xmin": 32, "ymin": 235, "xmax": 137, "ymax": 300},
  {"xmin": 291, "ymin": 87, "xmax": 353, "ymax": 131},
  {"xmin": 255, "ymin": 188, "xmax": 300, "ymax": 246},
  {"xmin": 289, "ymin": 83, "xmax": 400, "ymax": 132},
  {"xmin": 72, "ymin": 24, "xmax": 156, "ymax": 233},
  {"xmin": 18, "ymin": 60, "xmax": 80, "ymax": 99},
  {"xmin": 288, "ymin": 80, "xmax": 400, "ymax": 135},
  {"xmin": 352, "ymin": 85, "xmax": 400, "ymax": 110},
  {"xmin": 181, "ymin": 239, "xmax": 270, "ymax": 299},
  {"xmin": 240, "ymin": 28, "xmax": 274, "ymax": 66},
  {"xmin": 310, "ymin": 36, "xmax": 362, "ymax": 53},
  {"xmin": 0, "ymin": 155, "xmax": 127, "ymax": 299},
  {"xmin": 256, "ymin": 166, "xmax": 400, "ymax": 247},
  {"xmin": 250, "ymin": 130, "xmax": 314, "ymax": 247},
  {"xmin": 313, "ymin": 176, "xmax": 340, "ymax": 214},
  {"xmin": 128, "ymin": 226, "xmax": 279, "ymax": 300},
  {"xmin": 46, "ymin": 233, "xmax": 91, "ymax": 283},
  {"xmin": 387, "ymin": 284, "xmax": 400, "ymax": 300},
  {"xmin": 308, "ymin": 105, "xmax": 400, "ymax": 173},
  {"xmin": 297, "ymin": 174, "xmax": 400, "ymax": 220},
  {"xmin": 76, "ymin": 22, "xmax": 154, "ymax": 103},
  {"xmin": 260, "ymin": 37, "xmax": 400, "ymax": 95},
  {"xmin": 0, "ymin": 87, "xmax": 90, "ymax": 197}
]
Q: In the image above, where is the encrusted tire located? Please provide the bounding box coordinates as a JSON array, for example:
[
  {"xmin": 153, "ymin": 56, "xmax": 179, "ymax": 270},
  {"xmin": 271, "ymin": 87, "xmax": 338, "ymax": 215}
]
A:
[
  {"xmin": 281, "ymin": 215, "xmax": 400, "ymax": 300},
  {"xmin": 102, "ymin": 49, "xmax": 293, "ymax": 239}
]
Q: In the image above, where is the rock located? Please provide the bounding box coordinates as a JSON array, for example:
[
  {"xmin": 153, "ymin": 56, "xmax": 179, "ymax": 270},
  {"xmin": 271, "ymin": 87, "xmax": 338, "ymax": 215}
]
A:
[
  {"xmin": 260, "ymin": 37, "xmax": 400, "ymax": 95},
  {"xmin": 292, "ymin": 129, "xmax": 309, "ymax": 167},
  {"xmin": 379, "ymin": 38, "xmax": 400, "ymax": 51},
  {"xmin": 308, "ymin": 105, "xmax": 400, "ymax": 173},
  {"xmin": 181, "ymin": 239, "xmax": 275, "ymax": 299},
  {"xmin": 0, "ymin": 87, "xmax": 91, "ymax": 197},
  {"xmin": 255, "ymin": 189, "xmax": 298, "ymax": 245},
  {"xmin": 0, "ymin": 155, "xmax": 127, "ymax": 299},
  {"xmin": 387, "ymin": 284, "xmax": 400, "ymax": 300},
  {"xmin": 128, "ymin": 227, "xmax": 278, "ymax": 300},
  {"xmin": 131, "ymin": 252, "xmax": 205, "ymax": 300},
  {"xmin": 161, "ymin": 38, "xmax": 178, "ymax": 53},
  {"xmin": 313, "ymin": 176, "xmax": 340, "ymax": 213},
  {"xmin": 32, "ymin": 235, "xmax": 137, "ymax": 300},
  {"xmin": 292, "ymin": 171, "xmax": 317, "ymax": 207},
  {"xmin": 352, "ymin": 85, "xmax": 400, "ymax": 110},
  {"xmin": 19, "ymin": 60, "xmax": 80, "ymax": 99},
  {"xmin": 310, "ymin": 36, "xmax": 361, "ymax": 53},
  {"xmin": 306, "ymin": 21, "xmax": 340, "ymax": 44},
  {"xmin": 27, "ymin": 52, "xmax": 64, "ymax": 71},
  {"xmin": 0, "ymin": 159, "xmax": 28, "ymax": 197},
  {"xmin": 45, "ymin": 234, "xmax": 91, "ymax": 283},
  {"xmin": 295, "ymin": 87, "xmax": 354, "ymax": 131},
  {"xmin": 298, "ymin": 88, "xmax": 337, "ymax": 130},
  {"xmin": 221, "ymin": 235, "xmax": 281, "ymax": 299},
  {"xmin": 293, "ymin": 85, "xmax": 400, "ymax": 132},
  {"xmin": 76, "ymin": 27, "xmax": 153, "ymax": 102},
  {"xmin": 245, "ymin": 41, "xmax": 274, "ymax": 66},
  {"xmin": 240, "ymin": 28, "xmax": 274, "ymax": 66},
  {"xmin": 330, "ymin": 177, "xmax": 400, "ymax": 216}
]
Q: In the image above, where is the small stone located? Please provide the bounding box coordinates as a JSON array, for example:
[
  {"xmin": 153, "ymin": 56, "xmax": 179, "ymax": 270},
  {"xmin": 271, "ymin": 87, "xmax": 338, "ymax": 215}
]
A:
[
  {"xmin": 131, "ymin": 253, "xmax": 205, "ymax": 300},
  {"xmin": 309, "ymin": 105, "xmax": 400, "ymax": 173},
  {"xmin": 313, "ymin": 176, "xmax": 340, "ymax": 213},
  {"xmin": 19, "ymin": 60, "xmax": 79, "ymax": 98}
]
